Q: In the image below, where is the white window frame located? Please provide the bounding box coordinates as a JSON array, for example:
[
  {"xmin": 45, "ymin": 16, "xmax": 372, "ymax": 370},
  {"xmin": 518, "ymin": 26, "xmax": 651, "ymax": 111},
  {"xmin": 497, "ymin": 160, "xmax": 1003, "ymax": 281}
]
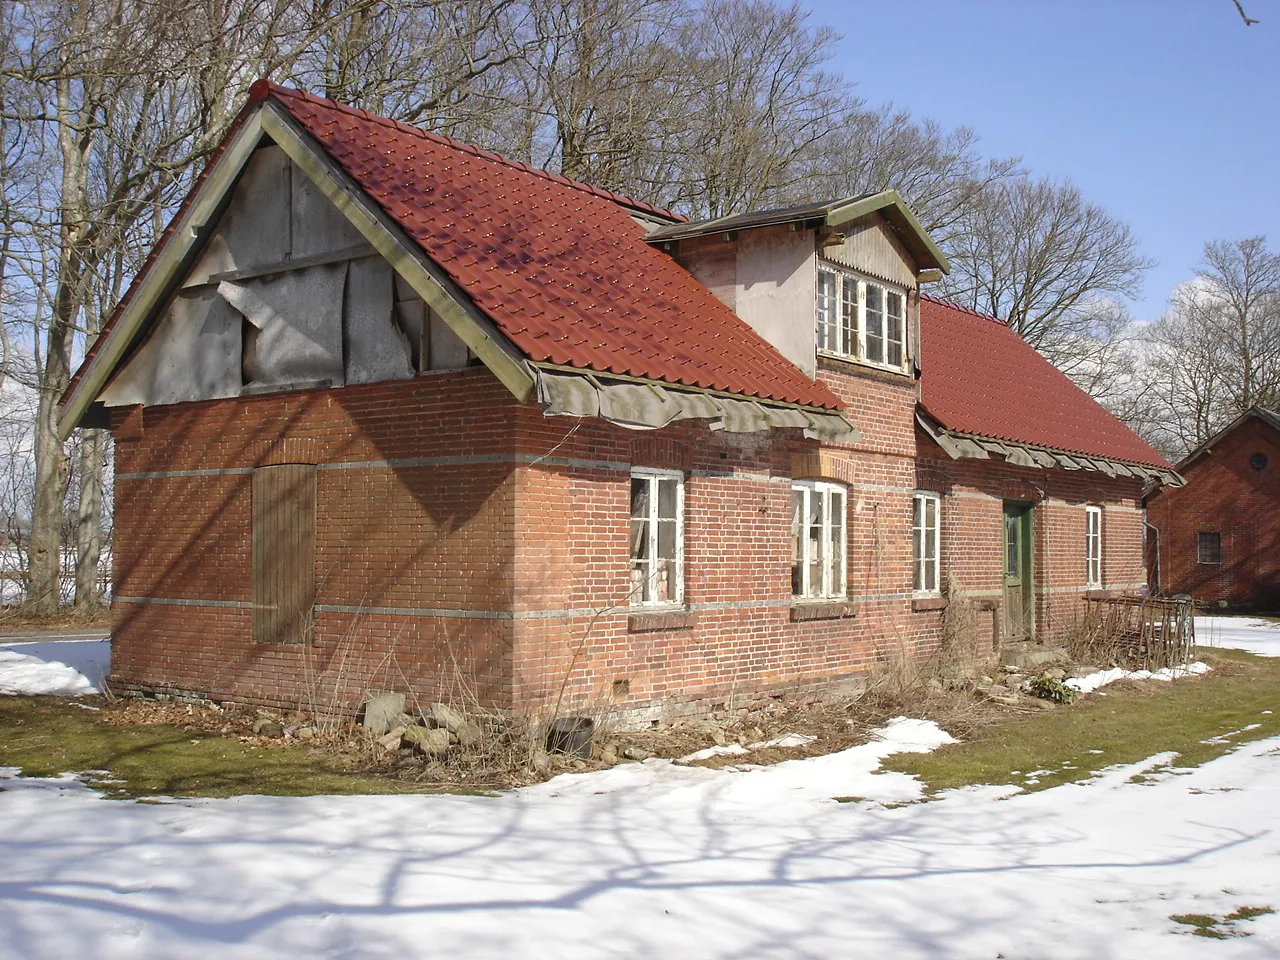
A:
[
  {"xmin": 1085, "ymin": 505, "xmax": 1103, "ymax": 588},
  {"xmin": 791, "ymin": 481, "xmax": 847, "ymax": 600},
  {"xmin": 816, "ymin": 263, "xmax": 909, "ymax": 373},
  {"xmin": 629, "ymin": 468, "xmax": 685, "ymax": 607},
  {"xmin": 912, "ymin": 492, "xmax": 941, "ymax": 596}
]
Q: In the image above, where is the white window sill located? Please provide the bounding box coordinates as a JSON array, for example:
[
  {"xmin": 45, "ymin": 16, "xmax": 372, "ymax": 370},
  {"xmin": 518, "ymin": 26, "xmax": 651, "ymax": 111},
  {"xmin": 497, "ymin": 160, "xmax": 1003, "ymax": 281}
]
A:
[{"xmin": 816, "ymin": 350, "xmax": 909, "ymax": 377}]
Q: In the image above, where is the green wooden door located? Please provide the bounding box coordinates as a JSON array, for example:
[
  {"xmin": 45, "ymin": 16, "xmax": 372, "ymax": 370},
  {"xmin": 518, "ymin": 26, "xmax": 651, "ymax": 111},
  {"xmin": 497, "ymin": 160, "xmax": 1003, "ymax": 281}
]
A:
[{"xmin": 1003, "ymin": 501, "xmax": 1034, "ymax": 641}]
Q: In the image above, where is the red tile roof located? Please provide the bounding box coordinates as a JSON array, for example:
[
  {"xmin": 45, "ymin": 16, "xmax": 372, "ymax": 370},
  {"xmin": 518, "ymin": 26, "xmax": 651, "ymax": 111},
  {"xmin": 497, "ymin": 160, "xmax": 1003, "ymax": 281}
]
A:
[
  {"xmin": 64, "ymin": 82, "xmax": 841, "ymax": 414},
  {"xmin": 262, "ymin": 83, "xmax": 840, "ymax": 409},
  {"xmin": 919, "ymin": 296, "xmax": 1170, "ymax": 468}
]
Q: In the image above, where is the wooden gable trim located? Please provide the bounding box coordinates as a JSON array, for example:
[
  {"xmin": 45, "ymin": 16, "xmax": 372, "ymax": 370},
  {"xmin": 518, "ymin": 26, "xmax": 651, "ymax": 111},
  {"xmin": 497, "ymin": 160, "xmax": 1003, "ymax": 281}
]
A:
[
  {"xmin": 824, "ymin": 190, "xmax": 950, "ymax": 276},
  {"xmin": 57, "ymin": 110, "xmax": 266, "ymax": 439},
  {"xmin": 258, "ymin": 105, "xmax": 535, "ymax": 404},
  {"xmin": 59, "ymin": 99, "xmax": 536, "ymax": 440}
]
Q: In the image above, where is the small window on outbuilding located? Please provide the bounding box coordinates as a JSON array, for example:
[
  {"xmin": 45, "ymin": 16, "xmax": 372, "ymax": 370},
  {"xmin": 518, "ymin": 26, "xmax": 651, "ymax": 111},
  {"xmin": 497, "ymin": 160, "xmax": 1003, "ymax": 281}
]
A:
[
  {"xmin": 252, "ymin": 464, "xmax": 317, "ymax": 644},
  {"xmin": 1197, "ymin": 531, "xmax": 1222, "ymax": 566},
  {"xmin": 815, "ymin": 263, "xmax": 908, "ymax": 373},
  {"xmin": 1250, "ymin": 452, "xmax": 1268, "ymax": 472}
]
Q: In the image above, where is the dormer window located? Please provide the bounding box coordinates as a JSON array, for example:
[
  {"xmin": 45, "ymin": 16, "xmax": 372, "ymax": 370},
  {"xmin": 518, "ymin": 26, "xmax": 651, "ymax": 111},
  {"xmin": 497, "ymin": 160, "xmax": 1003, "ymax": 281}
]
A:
[{"xmin": 816, "ymin": 263, "xmax": 907, "ymax": 372}]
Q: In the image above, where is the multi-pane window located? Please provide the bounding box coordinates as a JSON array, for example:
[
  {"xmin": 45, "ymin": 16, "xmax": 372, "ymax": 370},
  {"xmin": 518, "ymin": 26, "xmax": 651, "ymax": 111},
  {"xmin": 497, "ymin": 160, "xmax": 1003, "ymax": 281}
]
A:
[
  {"xmin": 912, "ymin": 492, "xmax": 941, "ymax": 594},
  {"xmin": 791, "ymin": 482, "xmax": 847, "ymax": 599},
  {"xmin": 629, "ymin": 470, "xmax": 683, "ymax": 605},
  {"xmin": 1198, "ymin": 531, "xmax": 1222, "ymax": 565},
  {"xmin": 1085, "ymin": 506, "xmax": 1102, "ymax": 588},
  {"xmin": 816, "ymin": 264, "xmax": 908, "ymax": 371}
]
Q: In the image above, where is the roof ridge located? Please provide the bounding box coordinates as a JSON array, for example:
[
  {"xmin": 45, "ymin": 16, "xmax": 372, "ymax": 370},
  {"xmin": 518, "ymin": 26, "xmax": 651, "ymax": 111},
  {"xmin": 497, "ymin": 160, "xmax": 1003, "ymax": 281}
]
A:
[
  {"xmin": 249, "ymin": 80, "xmax": 686, "ymax": 224},
  {"xmin": 920, "ymin": 292, "xmax": 1009, "ymax": 326}
]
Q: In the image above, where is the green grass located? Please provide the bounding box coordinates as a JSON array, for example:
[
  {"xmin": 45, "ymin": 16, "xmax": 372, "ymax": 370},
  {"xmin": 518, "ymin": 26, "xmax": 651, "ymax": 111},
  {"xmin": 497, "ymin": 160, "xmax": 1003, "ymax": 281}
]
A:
[
  {"xmin": 0, "ymin": 696, "xmax": 432, "ymax": 799},
  {"xmin": 1225, "ymin": 905, "xmax": 1275, "ymax": 922},
  {"xmin": 1169, "ymin": 914, "xmax": 1231, "ymax": 939},
  {"xmin": 884, "ymin": 649, "xmax": 1280, "ymax": 795},
  {"xmin": 1170, "ymin": 906, "xmax": 1275, "ymax": 938}
]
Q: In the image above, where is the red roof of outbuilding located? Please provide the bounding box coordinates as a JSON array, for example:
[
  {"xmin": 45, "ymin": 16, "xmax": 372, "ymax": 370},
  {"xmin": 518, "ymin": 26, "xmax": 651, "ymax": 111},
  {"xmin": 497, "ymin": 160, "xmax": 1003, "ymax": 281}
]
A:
[
  {"xmin": 919, "ymin": 296, "xmax": 1170, "ymax": 468},
  {"xmin": 261, "ymin": 83, "xmax": 841, "ymax": 410}
]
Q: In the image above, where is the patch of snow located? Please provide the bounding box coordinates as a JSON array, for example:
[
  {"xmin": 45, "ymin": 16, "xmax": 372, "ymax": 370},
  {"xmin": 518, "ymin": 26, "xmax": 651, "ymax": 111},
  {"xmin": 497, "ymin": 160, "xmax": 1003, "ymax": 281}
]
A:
[
  {"xmin": 3, "ymin": 718, "xmax": 1280, "ymax": 957},
  {"xmin": 0, "ymin": 639, "xmax": 109, "ymax": 695},
  {"xmin": 1200, "ymin": 723, "xmax": 1262, "ymax": 745},
  {"xmin": 540, "ymin": 716, "xmax": 956, "ymax": 808},
  {"xmin": 1198, "ymin": 615, "xmax": 1280, "ymax": 657},
  {"xmin": 747, "ymin": 732, "xmax": 817, "ymax": 749},
  {"xmin": 1065, "ymin": 661, "xmax": 1210, "ymax": 694},
  {"xmin": 677, "ymin": 731, "xmax": 818, "ymax": 764},
  {"xmin": 677, "ymin": 743, "xmax": 750, "ymax": 763}
]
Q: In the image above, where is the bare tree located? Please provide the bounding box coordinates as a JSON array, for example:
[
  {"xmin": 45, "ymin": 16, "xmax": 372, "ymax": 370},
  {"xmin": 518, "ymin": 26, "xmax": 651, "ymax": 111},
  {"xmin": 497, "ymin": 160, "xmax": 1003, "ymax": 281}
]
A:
[
  {"xmin": 1134, "ymin": 237, "xmax": 1280, "ymax": 459},
  {"xmin": 803, "ymin": 105, "xmax": 1020, "ymax": 244},
  {"xmin": 669, "ymin": 0, "xmax": 846, "ymax": 217},
  {"xmin": 1232, "ymin": 0, "xmax": 1260, "ymax": 27},
  {"xmin": 939, "ymin": 174, "xmax": 1153, "ymax": 378},
  {"xmin": 509, "ymin": 0, "xmax": 691, "ymax": 195}
]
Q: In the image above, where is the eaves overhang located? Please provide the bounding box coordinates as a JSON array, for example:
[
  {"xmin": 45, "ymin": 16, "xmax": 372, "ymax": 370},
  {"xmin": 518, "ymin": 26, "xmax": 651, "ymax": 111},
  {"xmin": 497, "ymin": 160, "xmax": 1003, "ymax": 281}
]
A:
[
  {"xmin": 645, "ymin": 190, "xmax": 949, "ymax": 276},
  {"xmin": 916, "ymin": 411, "xmax": 1184, "ymax": 488},
  {"xmin": 535, "ymin": 364, "xmax": 860, "ymax": 442}
]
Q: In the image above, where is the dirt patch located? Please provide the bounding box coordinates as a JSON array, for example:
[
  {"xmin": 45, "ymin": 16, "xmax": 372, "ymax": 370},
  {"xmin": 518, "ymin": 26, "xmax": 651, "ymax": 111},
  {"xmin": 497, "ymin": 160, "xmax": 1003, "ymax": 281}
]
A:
[
  {"xmin": 604, "ymin": 681, "xmax": 1031, "ymax": 772},
  {"xmin": 0, "ymin": 606, "xmax": 111, "ymax": 632}
]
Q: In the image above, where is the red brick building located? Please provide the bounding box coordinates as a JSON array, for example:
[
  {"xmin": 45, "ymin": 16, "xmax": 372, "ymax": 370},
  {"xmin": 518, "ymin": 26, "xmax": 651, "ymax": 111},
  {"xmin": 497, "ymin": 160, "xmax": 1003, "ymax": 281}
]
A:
[
  {"xmin": 1146, "ymin": 406, "xmax": 1280, "ymax": 609},
  {"xmin": 59, "ymin": 83, "xmax": 1179, "ymax": 722}
]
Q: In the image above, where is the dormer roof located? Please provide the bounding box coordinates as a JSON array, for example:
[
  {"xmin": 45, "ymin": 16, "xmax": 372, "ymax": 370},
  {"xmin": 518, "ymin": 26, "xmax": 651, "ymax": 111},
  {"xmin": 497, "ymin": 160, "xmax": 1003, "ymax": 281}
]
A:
[{"xmin": 646, "ymin": 192, "xmax": 949, "ymax": 276}]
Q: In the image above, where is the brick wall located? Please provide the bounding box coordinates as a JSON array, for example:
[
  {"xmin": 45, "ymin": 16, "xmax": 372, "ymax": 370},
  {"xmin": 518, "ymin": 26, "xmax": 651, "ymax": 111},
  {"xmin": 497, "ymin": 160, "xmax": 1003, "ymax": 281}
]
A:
[
  {"xmin": 1146, "ymin": 417, "xmax": 1280, "ymax": 608},
  {"xmin": 111, "ymin": 369, "xmax": 519, "ymax": 713},
  {"xmin": 916, "ymin": 437, "xmax": 1147, "ymax": 647},
  {"xmin": 108, "ymin": 360, "xmax": 1151, "ymax": 721}
]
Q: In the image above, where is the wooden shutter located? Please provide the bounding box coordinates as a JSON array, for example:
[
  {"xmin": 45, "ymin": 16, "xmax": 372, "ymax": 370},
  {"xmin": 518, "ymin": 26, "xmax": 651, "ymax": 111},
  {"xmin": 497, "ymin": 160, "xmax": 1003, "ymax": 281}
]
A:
[{"xmin": 252, "ymin": 464, "xmax": 317, "ymax": 644}]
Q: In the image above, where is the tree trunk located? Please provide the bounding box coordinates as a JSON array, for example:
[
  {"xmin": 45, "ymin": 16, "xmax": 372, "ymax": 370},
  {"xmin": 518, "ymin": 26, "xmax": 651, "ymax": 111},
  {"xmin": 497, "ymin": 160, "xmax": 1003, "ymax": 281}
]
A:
[
  {"xmin": 74, "ymin": 427, "xmax": 103, "ymax": 607},
  {"xmin": 27, "ymin": 390, "xmax": 69, "ymax": 614},
  {"xmin": 25, "ymin": 74, "xmax": 86, "ymax": 615}
]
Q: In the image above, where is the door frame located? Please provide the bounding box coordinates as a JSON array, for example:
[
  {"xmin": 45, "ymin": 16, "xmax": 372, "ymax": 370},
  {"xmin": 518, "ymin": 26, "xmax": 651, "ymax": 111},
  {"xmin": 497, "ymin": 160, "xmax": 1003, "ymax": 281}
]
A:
[{"xmin": 1002, "ymin": 500, "xmax": 1036, "ymax": 642}]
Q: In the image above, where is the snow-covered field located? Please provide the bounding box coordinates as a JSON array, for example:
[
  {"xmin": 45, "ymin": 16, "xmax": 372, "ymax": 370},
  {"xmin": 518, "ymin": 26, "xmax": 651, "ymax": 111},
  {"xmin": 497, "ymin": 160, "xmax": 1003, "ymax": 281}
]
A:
[{"xmin": 0, "ymin": 619, "xmax": 1278, "ymax": 958}]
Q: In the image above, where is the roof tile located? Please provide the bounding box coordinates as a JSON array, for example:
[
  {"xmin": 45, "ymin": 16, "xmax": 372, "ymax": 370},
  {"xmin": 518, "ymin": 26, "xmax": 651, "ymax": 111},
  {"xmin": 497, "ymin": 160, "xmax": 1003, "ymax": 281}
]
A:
[
  {"xmin": 260, "ymin": 84, "xmax": 841, "ymax": 410},
  {"xmin": 919, "ymin": 296, "xmax": 1170, "ymax": 469}
]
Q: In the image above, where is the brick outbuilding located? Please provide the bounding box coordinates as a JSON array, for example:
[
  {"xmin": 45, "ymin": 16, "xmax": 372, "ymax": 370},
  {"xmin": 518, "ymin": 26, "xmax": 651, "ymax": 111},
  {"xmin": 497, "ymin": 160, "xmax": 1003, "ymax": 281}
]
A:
[
  {"xmin": 60, "ymin": 83, "xmax": 1180, "ymax": 723},
  {"xmin": 1146, "ymin": 406, "xmax": 1280, "ymax": 609}
]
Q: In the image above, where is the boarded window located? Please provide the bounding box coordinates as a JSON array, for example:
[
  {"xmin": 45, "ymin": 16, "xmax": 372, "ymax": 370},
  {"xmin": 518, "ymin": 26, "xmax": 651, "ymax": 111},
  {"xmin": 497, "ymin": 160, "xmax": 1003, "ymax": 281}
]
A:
[
  {"xmin": 252, "ymin": 464, "xmax": 317, "ymax": 644},
  {"xmin": 1198, "ymin": 532, "xmax": 1222, "ymax": 565}
]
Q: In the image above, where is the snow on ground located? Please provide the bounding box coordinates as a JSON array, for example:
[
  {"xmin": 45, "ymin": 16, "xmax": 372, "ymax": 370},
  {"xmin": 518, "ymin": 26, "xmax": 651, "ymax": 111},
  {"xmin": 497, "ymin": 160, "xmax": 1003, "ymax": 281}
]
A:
[
  {"xmin": 1066, "ymin": 661, "xmax": 1211, "ymax": 695},
  {"xmin": 0, "ymin": 639, "xmax": 109, "ymax": 695},
  {"xmin": 2, "ymin": 715, "xmax": 1280, "ymax": 958},
  {"xmin": 1198, "ymin": 615, "xmax": 1280, "ymax": 658}
]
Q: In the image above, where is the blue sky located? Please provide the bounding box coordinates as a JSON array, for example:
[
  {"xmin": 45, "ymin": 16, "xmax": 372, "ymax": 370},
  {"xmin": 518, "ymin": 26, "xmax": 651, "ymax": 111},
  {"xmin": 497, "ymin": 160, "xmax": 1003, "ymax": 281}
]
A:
[{"xmin": 803, "ymin": 0, "xmax": 1279, "ymax": 322}]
